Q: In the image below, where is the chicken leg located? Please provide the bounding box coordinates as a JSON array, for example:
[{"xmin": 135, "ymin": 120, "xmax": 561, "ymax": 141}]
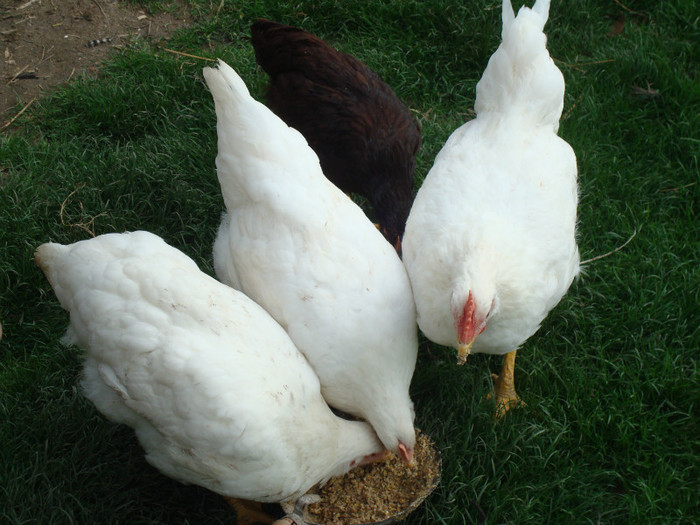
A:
[
  {"xmin": 272, "ymin": 495, "xmax": 321, "ymax": 525},
  {"xmin": 488, "ymin": 350, "xmax": 524, "ymax": 418},
  {"xmin": 226, "ymin": 498, "xmax": 275, "ymax": 525}
]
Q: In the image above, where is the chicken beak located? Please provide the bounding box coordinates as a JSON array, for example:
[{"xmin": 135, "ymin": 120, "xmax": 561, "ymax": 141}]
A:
[
  {"xmin": 457, "ymin": 341, "xmax": 473, "ymax": 365},
  {"xmin": 398, "ymin": 442, "xmax": 415, "ymax": 466}
]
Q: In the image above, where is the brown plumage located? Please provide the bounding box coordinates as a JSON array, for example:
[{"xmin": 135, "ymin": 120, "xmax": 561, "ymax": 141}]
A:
[{"xmin": 250, "ymin": 19, "xmax": 421, "ymax": 251}]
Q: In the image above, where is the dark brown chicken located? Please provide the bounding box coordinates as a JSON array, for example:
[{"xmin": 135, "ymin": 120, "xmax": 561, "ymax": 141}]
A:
[{"xmin": 251, "ymin": 19, "xmax": 421, "ymax": 251}]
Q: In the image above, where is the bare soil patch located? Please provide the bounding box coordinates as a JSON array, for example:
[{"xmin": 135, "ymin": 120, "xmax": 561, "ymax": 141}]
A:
[{"xmin": 1, "ymin": 0, "xmax": 190, "ymax": 125}]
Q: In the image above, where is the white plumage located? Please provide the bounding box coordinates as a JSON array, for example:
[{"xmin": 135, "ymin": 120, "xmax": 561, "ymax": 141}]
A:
[
  {"xmin": 35, "ymin": 231, "xmax": 384, "ymax": 503},
  {"xmin": 203, "ymin": 60, "xmax": 418, "ymax": 461},
  {"xmin": 402, "ymin": 0, "xmax": 579, "ymax": 408}
]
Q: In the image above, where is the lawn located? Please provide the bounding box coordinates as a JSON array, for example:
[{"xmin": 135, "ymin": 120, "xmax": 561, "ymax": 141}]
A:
[{"xmin": 1, "ymin": 0, "xmax": 698, "ymax": 523}]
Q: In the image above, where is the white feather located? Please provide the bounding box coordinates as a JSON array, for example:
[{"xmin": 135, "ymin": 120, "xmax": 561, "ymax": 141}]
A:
[
  {"xmin": 35, "ymin": 231, "xmax": 383, "ymax": 502},
  {"xmin": 203, "ymin": 60, "xmax": 418, "ymax": 456},
  {"xmin": 403, "ymin": 0, "xmax": 579, "ymax": 356}
]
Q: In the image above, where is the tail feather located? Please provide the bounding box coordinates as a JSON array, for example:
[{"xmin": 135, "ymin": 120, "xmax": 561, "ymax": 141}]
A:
[
  {"xmin": 475, "ymin": 0, "xmax": 564, "ymax": 130},
  {"xmin": 203, "ymin": 59, "xmax": 251, "ymax": 105},
  {"xmin": 35, "ymin": 241, "xmax": 78, "ymax": 346},
  {"xmin": 531, "ymin": 0, "xmax": 551, "ymax": 25},
  {"xmin": 203, "ymin": 59, "xmax": 323, "ymax": 211},
  {"xmin": 34, "ymin": 242, "xmax": 67, "ymax": 280},
  {"xmin": 251, "ymin": 19, "xmax": 324, "ymax": 78},
  {"xmin": 502, "ymin": 0, "xmax": 515, "ymax": 28},
  {"xmin": 502, "ymin": 0, "xmax": 550, "ymax": 32},
  {"xmin": 35, "ymin": 242, "xmax": 74, "ymax": 314},
  {"xmin": 203, "ymin": 59, "xmax": 308, "ymax": 155},
  {"xmin": 250, "ymin": 19, "xmax": 364, "ymax": 87}
]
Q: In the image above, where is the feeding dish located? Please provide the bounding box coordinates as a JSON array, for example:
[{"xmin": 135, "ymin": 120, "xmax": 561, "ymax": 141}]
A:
[{"xmin": 281, "ymin": 430, "xmax": 441, "ymax": 525}]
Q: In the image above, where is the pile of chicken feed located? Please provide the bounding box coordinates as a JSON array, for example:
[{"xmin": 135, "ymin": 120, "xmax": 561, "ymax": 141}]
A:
[{"xmin": 305, "ymin": 432, "xmax": 440, "ymax": 524}]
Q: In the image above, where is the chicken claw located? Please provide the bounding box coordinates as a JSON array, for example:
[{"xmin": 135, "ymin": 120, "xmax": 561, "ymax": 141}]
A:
[
  {"xmin": 273, "ymin": 494, "xmax": 322, "ymax": 525},
  {"xmin": 487, "ymin": 350, "xmax": 525, "ymax": 418}
]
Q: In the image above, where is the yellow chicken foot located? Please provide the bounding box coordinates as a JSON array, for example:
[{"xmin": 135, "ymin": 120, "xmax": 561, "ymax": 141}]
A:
[
  {"xmin": 487, "ymin": 350, "xmax": 524, "ymax": 418},
  {"xmin": 225, "ymin": 497, "xmax": 276, "ymax": 525}
]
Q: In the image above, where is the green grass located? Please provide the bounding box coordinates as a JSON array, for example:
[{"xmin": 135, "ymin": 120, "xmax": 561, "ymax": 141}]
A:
[{"xmin": 1, "ymin": 0, "xmax": 698, "ymax": 523}]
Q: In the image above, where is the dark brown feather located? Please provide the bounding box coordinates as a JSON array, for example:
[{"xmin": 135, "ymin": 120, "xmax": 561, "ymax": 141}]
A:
[{"xmin": 251, "ymin": 19, "xmax": 421, "ymax": 250}]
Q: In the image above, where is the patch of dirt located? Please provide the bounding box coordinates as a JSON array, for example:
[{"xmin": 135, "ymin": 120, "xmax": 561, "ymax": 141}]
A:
[{"xmin": 1, "ymin": 0, "xmax": 191, "ymax": 125}]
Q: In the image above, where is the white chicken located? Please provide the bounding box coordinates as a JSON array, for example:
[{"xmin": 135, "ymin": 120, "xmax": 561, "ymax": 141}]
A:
[
  {"xmin": 35, "ymin": 231, "xmax": 385, "ymax": 522},
  {"xmin": 402, "ymin": 0, "xmax": 579, "ymax": 415},
  {"xmin": 203, "ymin": 60, "xmax": 418, "ymax": 462}
]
